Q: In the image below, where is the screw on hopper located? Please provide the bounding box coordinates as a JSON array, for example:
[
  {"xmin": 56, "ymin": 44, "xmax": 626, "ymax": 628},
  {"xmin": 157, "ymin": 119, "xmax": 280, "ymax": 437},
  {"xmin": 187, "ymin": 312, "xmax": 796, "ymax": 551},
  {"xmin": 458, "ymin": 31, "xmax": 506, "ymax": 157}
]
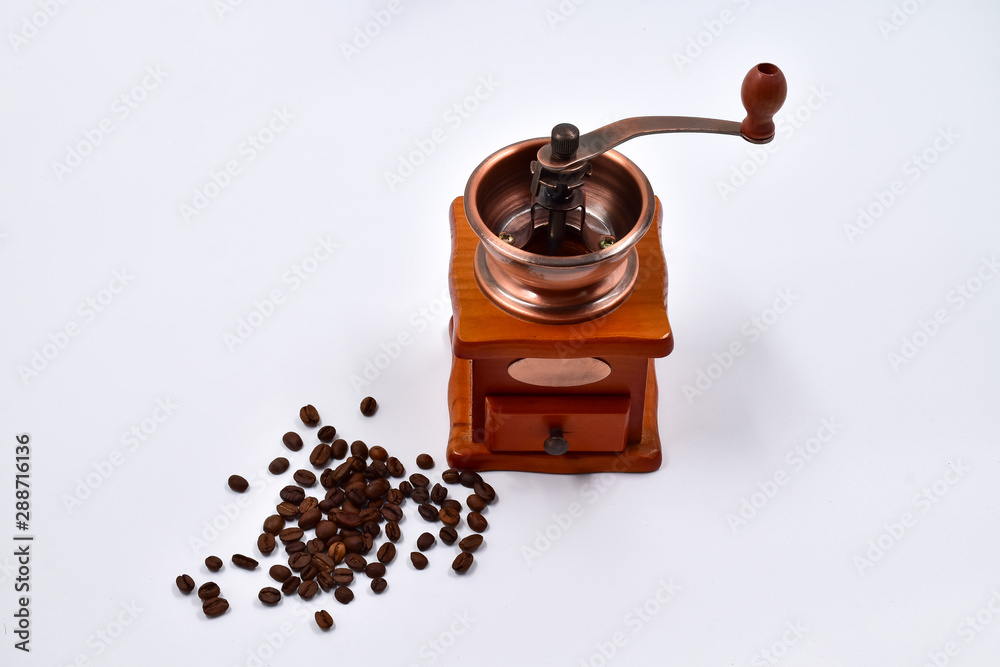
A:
[{"xmin": 529, "ymin": 123, "xmax": 593, "ymax": 256}]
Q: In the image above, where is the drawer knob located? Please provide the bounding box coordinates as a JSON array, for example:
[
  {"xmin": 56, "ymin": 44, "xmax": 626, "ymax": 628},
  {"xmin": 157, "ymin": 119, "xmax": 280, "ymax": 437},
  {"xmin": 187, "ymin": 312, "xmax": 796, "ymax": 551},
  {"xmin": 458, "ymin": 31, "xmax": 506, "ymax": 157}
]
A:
[{"xmin": 544, "ymin": 428, "xmax": 569, "ymax": 456}]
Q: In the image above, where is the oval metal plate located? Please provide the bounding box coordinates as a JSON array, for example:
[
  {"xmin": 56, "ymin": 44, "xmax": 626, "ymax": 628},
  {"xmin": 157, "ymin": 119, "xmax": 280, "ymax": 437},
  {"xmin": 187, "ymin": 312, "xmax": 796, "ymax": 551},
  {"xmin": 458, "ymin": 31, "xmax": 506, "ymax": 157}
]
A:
[{"xmin": 507, "ymin": 357, "xmax": 611, "ymax": 387}]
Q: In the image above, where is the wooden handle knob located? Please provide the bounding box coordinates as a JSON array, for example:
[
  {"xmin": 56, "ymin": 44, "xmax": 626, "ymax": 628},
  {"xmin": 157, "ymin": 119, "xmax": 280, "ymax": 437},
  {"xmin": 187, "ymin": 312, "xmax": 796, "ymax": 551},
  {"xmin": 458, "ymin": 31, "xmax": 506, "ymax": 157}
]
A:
[{"xmin": 740, "ymin": 63, "xmax": 787, "ymax": 142}]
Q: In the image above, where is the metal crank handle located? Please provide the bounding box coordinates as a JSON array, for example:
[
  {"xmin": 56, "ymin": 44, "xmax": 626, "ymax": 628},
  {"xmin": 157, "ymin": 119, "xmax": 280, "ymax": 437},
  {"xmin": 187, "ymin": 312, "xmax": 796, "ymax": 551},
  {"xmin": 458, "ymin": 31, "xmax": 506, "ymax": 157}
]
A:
[{"xmin": 537, "ymin": 63, "xmax": 787, "ymax": 172}]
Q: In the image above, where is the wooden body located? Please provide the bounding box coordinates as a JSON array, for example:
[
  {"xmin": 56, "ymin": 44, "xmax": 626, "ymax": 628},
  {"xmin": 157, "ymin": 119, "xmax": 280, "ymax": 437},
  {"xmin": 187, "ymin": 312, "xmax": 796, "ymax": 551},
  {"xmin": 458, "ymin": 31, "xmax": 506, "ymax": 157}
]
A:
[{"xmin": 446, "ymin": 196, "xmax": 672, "ymax": 473}]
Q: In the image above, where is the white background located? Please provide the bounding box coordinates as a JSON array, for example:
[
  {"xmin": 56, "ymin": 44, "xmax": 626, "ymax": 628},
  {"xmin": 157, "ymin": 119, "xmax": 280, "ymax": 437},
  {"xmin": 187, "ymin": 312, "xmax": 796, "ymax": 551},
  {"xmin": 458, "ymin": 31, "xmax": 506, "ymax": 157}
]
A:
[{"xmin": 2, "ymin": 0, "xmax": 999, "ymax": 665}]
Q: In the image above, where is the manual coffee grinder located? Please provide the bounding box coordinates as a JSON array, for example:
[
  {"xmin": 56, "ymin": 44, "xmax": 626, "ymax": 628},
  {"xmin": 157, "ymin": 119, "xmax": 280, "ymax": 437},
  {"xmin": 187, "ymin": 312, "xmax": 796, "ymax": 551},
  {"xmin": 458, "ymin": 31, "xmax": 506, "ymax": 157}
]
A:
[{"xmin": 446, "ymin": 63, "xmax": 787, "ymax": 473}]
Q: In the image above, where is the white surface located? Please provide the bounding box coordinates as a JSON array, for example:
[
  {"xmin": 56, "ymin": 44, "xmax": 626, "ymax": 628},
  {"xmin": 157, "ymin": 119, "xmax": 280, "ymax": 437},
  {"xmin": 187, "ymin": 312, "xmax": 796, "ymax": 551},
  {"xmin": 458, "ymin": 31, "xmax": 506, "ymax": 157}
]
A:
[{"xmin": 2, "ymin": 1, "xmax": 999, "ymax": 665}]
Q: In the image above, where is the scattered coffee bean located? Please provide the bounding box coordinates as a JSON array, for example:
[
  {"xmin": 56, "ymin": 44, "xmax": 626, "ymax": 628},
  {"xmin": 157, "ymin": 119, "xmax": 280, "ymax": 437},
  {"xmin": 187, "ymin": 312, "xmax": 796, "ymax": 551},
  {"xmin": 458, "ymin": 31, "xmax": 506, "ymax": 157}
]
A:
[
  {"xmin": 276, "ymin": 502, "xmax": 299, "ymax": 518},
  {"xmin": 288, "ymin": 552, "xmax": 312, "ymax": 571},
  {"xmin": 417, "ymin": 532, "xmax": 436, "ymax": 551},
  {"xmin": 285, "ymin": 541, "xmax": 306, "ymax": 555},
  {"xmin": 328, "ymin": 542, "xmax": 347, "ymax": 564},
  {"xmin": 332, "ymin": 568, "xmax": 354, "ymax": 585},
  {"xmin": 386, "ymin": 521, "xmax": 401, "ymax": 542},
  {"xmin": 309, "ymin": 444, "xmax": 332, "ymax": 467},
  {"xmin": 331, "ymin": 439, "xmax": 348, "ymax": 459},
  {"xmin": 411, "ymin": 487, "xmax": 430, "ymax": 504},
  {"xmin": 410, "ymin": 552, "xmax": 428, "ymax": 570},
  {"xmin": 371, "ymin": 577, "xmax": 387, "ymax": 594},
  {"xmin": 298, "ymin": 508, "xmax": 322, "ymax": 530},
  {"xmin": 232, "ymin": 554, "xmax": 259, "ymax": 570},
  {"xmin": 317, "ymin": 570, "xmax": 335, "ymax": 592},
  {"xmin": 315, "ymin": 610, "xmax": 334, "ymax": 631},
  {"xmin": 439, "ymin": 507, "xmax": 461, "ymax": 526},
  {"xmin": 176, "ymin": 574, "xmax": 195, "ymax": 594},
  {"xmin": 439, "ymin": 526, "xmax": 458, "ymax": 545},
  {"xmin": 282, "ymin": 432, "xmax": 304, "ymax": 451},
  {"xmin": 452, "ymin": 552, "xmax": 474, "ymax": 574},
  {"xmin": 459, "ymin": 534, "xmax": 484, "ymax": 552},
  {"xmin": 335, "ymin": 586, "xmax": 355, "ymax": 604},
  {"xmin": 418, "ymin": 503, "xmax": 440, "ymax": 522},
  {"xmin": 198, "ymin": 582, "xmax": 221, "ymax": 600},
  {"xmin": 269, "ymin": 564, "xmax": 292, "ymax": 583},
  {"xmin": 228, "ymin": 475, "xmax": 249, "ymax": 493},
  {"xmin": 359, "ymin": 396, "xmax": 378, "ymax": 417},
  {"xmin": 369, "ymin": 445, "xmax": 388, "ymax": 461},
  {"xmin": 386, "ymin": 488, "xmax": 404, "ymax": 505},
  {"xmin": 257, "ymin": 533, "xmax": 276, "ymax": 556},
  {"xmin": 377, "ymin": 542, "xmax": 396, "ymax": 564},
  {"xmin": 259, "ymin": 587, "xmax": 281, "ymax": 606},
  {"xmin": 416, "ymin": 453, "xmax": 434, "ymax": 470},
  {"xmin": 441, "ymin": 498, "xmax": 462, "ymax": 512},
  {"xmin": 399, "ymin": 481, "xmax": 413, "ymax": 497},
  {"xmin": 317, "ymin": 425, "xmax": 337, "ymax": 442},
  {"xmin": 467, "ymin": 512, "xmax": 488, "ymax": 533},
  {"xmin": 269, "ymin": 457, "xmax": 290, "ymax": 475},
  {"xmin": 467, "ymin": 494, "xmax": 487, "ymax": 513},
  {"xmin": 281, "ymin": 576, "xmax": 301, "ymax": 595},
  {"xmin": 365, "ymin": 562, "xmax": 387, "ymax": 578},
  {"xmin": 345, "ymin": 554, "xmax": 367, "ymax": 571},
  {"xmin": 350, "ymin": 440, "xmax": 369, "ymax": 459},
  {"xmin": 293, "ymin": 469, "xmax": 317, "ymax": 487},
  {"xmin": 300, "ymin": 404, "xmax": 320, "ymax": 426},
  {"xmin": 474, "ymin": 481, "xmax": 496, "ymax": 504},
  {"xmin": 459, "ymin": 471, "xmax": 482, "ymax": 488},
  {"xmin": 202, "ymin": 597, "xmax": 229, "ymax": 618},
  {"xmin": 298, "ymin": 496, "xmax": 319, "ymax": 513},
  {"xmin": 297, "ymin": 580, "xmax": 319, "ymax": 600},
  {"xmin": 280, "ymin": 485, "xmax": 305, "ymax": 504},
  {"xmin": 380, "ymin": 503, "xmax": 402, "ymax": 522},
  {"xmin": 365, "ymin": 478, "xmax": 390, "ymax": 500},
  {"xmin": 205, "ymin": 556, "xmax": 223, "ymax": 572},
  {"xmin": 386, "ymin": 457, "xmax": 405, "ymax": 478},
  {"xmin": 409, "ymin": 473, "xmax": 430, "ymax": 488},
  {"xmin": 279, "ymin": 527, "xmax": 304, "ymax": 543},
  {"xmin": 430, "ymin": 483, "xmax": 448, "ymax": 504},
  {"xmin": 442, "ymin": 469, "xmax": 460, "ymax": 484},
  {"xmin": 262, "ymin": 515, "xmax": 285, "ymax": 535}
]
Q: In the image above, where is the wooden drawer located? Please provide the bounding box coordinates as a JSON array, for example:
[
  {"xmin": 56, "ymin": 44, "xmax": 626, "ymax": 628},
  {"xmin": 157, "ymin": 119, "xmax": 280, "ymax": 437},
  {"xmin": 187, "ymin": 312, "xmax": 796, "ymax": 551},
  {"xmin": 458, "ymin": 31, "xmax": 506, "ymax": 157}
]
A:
[{"xmin": 484, "ymin": 395, "xmax": 631, "ymax": 453}]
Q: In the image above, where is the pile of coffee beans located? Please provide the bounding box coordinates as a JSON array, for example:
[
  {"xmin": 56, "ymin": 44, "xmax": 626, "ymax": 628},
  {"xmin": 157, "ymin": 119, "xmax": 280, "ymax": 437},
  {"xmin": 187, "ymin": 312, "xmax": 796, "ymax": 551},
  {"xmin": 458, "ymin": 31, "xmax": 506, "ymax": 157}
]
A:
[{"xmin": 175, "ymin": 400, "xmax": 497, "ymax": 630}]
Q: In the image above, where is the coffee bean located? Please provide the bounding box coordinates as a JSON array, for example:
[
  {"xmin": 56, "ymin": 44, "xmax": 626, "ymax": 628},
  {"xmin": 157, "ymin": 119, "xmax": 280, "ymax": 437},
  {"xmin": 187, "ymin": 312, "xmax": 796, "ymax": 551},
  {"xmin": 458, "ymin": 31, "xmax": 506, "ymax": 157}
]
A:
[
  {"xmin": 442, "ymin": 469, "xmax": 460, "ymax": 484},
  {"xmin": 386, "ymin": 457, "xmax": 405, "ymax": 478},
  {"xmin": 269, "ymin": 564, "xmax": 292, "ymax": 582},
  {"xmin": 309, "ymin": 444, "xmax": 332, "ymax": 467},
  {"xmin": 280, "ymin": 485, "xmax": 305, "ymax": 504},
  {"xmin": 344, "ymin": 554, "xmax": 367, "ymax": 571},
  {"xmin": 359, "ymin": 396, "xmax": 378, "ymax": 417},
  {"xmin": 317, "ymin": 425, "xmax": 337, "ymax": 442},
  {"xmin": 257, "ymin": 533, "xmax": 276, "ymax": 556},
  {"xmin": 380, "ymin": 503, "xmax": 403, "ymax": 522},
  {"xmin": 332, "ymin": 568, "xmax": 354, "ymax": 585},
  {"xmin": 365, "ymin": 562, "xmax": 386, "ymax": 578},
  {"xmin": 399, "ymin": 481, "xmax": 413, "ymax": 497},
  {"xmin": 377, "ymin": 542, "xmax": 396, "ymax": 564},
  {"xmin": 298, "ymin": 508, "xmax": 322, "ymax": 530},
  {"xmin": 417, "ymin": 532, "xmax": 436, "ymax": 551},
  {"xmin": 334, "ymin": 511, "xmax": 362, "ymax": 529},
  {"xmin": 205, "ymin": 556, "xmax": 223, "ymax": 572},
  {"xmin": 467, "ymin": 494, "xmax": 486, "ymax": 513},
  {"xmin": 342, "ymin": 534, "xmax": 365, "ymax": 554},
  {"xmin": 282, "ymin": 432, "xmax": 304, "ymax": 451},
  {"xmin": 335, "ymin": 586, "xmax": 355, "ymax": 604},
  {"xmin": 300, "ymin": 404, "xmax": 320, "ymax": 426},
  {"xmin": 297, "ymin": 580, "xmax": 319, "ymax": 600},
  {"xmin": 331, "ymin": 439, "xmax": 348, "ymax": 459},
  {"xmin": 259, "ymin": 516, "xmax": 283, "ymax": 537},
  {"xmin": 315, "ymin": 520, "xmax": 337, "ymax": 541},
  {"xmin": 198, "ymin": 582, "xmax": 220, "ymax": 600},
  {"xmin": 279, "ymin": 527, "xmax": 304, "ymax": 543},
  {"xmin": 371, "ymin": 577, "xmax": 388, "ymax": 594},
  {"xmin": 386, "ymin": 521, "xmax": 401, "ymax": 542},
  {"xmin": 365, "ymin": 478, "xmax": 390, "ymax": 500},
  {"xmin": 350, "ymin": 440, "xmax": 369, "ymax": 459},
  {"xmin": 311, "ymin": 553, "xmax": 335, "ymax": 572},
  {"xmin": 288, "ymin": 552, "xmax": 312, "ymax": 571},
  {"xmin": 439, "ymin": 526, "xmax": 458, "ymax": 545},
  {"xmin": 452, "ymin": 552, "xmax": 474, "ymax": 574},
  {"xmin": 281, "ymin": 576, "xmax": 301, "ymax": 595},
  {"xmin": 467, "ymin": 512, "xmax": 488, "ymax": 533},
  {"xmin": 386, "ymin": 488, "xmax": 404, "ymax": 505},
  {"xmin": 285, "ymin": 541, "xmax": 306, "ymax": 555},
  {"xmin": 306, "ymin": 538, "xmax": 325, "ymax": 555},
  {"xmin": 411, "ymin": 487, "xmax": 430, "ymax": 504},
  {"xmin": 410, "ymin": 552, "xmax": 428, "ymax": 570},
  {"xmin": 459, "ymin": 471, "xmax": 482, "ymax": 488},
  {"xmin": 176, "ymin": 574, "xmax": 195, "ymax": 594},
  {"xmin": 409, "ymin": 473, "xmax": 430, "ymax": 488},
  {"xmin": 298, "ymin": 496, "xmax": 319, "ymax": 514},
  {"xmin": 293, "ymin": 469, "xmax": 317, "ymax": 487},
  {"xmin": 276, "ymin": 502, "xmax": 299, "ymax": 518},
  {"xmin": 228, "ymin": 475, "xmax": 249, "ymax": 493},
  {"xmin": 418, "ymin": 503, "xmax": 440, "ymax": 522},
  {"xmin": 317, "ymin": 570, "xmax": 335, "ymax": 592},
  {"xmin": 315, "ymin": 609, "xmax": 334, "ymax": 631},
  {"xmin": 269, "ymin": 457, "xmax": 290, "ymax": 475},
  {"xmin": 202, "ymin": 597, "xmax": 229, "ymax": 618},
  {"xmin": 474, "ymin": 481, "xmax": 496, "ymax": 504},
  {"xmin": 459, "ymin": 534, "xmax": 484, "ymax": 552},
  {"xmin": 439, "ymin": 507, "xmax": 460, "ymax": 526},
  {"xmin": 328, "ymin": 541, "xmax": 347, "ymax": 564},
  {"xmin": 232, "ymin": 554, "xmax": 259, "ymax": 570},
  {"xmin": 369, "ymin": 445, "xmax": 388, "ymax": 461},
  {"xmin": 416, "ymin": 453, "xmax": 434, "ymax": 469},
  {"xmin": 258, "ymin": 587, "xmax": 281, "ymax": 606},
  {"xmin": 430, "ymin": 483, "xmax": 448, "ymax": 504},
  {"xmin": 441, "ymin": 499, "xmax": 462, "ymax": 512}
]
